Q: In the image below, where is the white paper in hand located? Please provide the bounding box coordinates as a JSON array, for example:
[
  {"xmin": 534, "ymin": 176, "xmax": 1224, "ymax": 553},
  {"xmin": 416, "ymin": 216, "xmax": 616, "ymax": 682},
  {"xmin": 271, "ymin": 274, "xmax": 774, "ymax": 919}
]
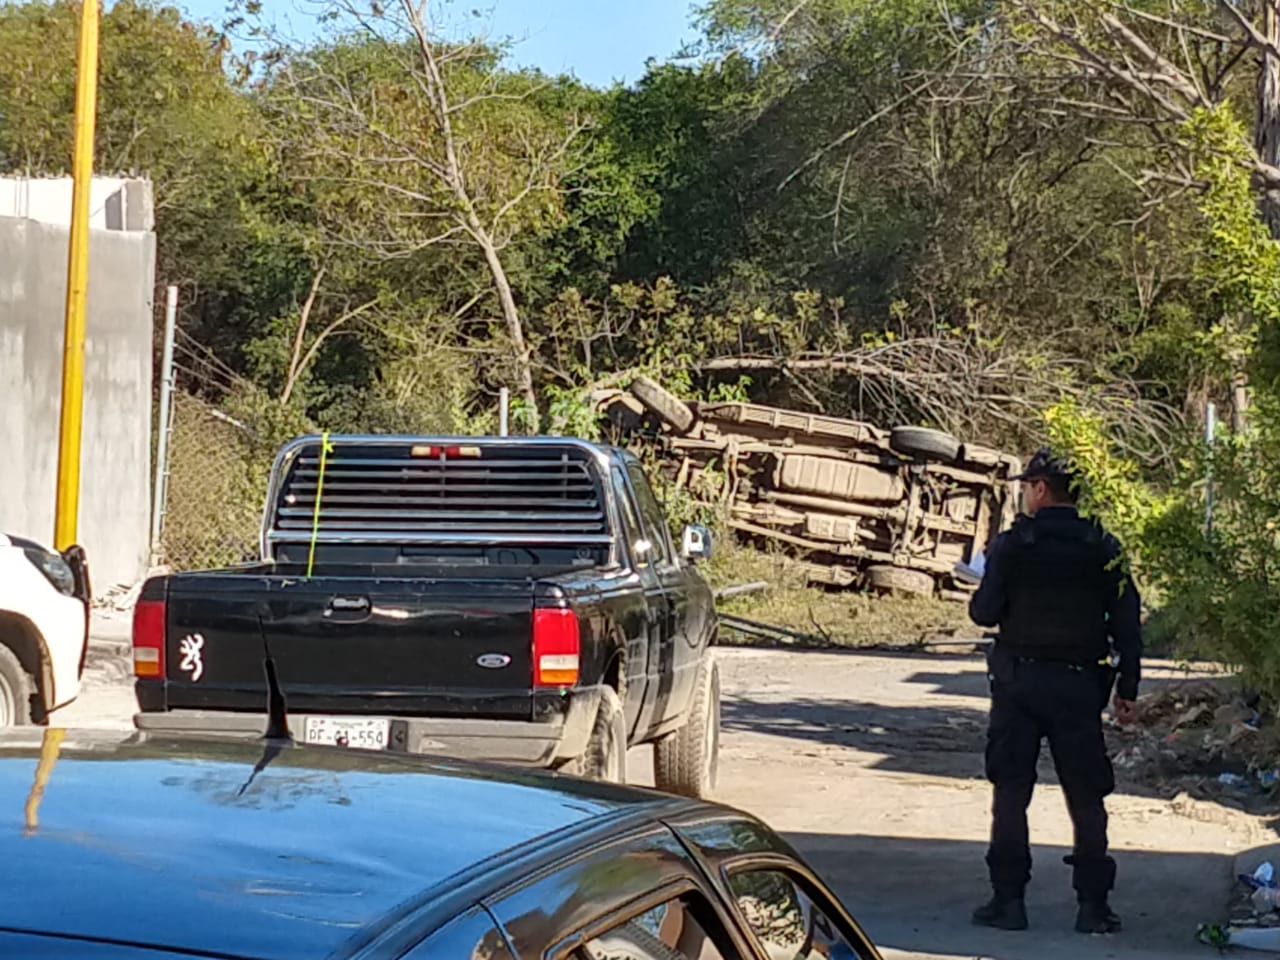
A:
[{"xmin": 953, "ymin": 549, "xmax": 986, "ymax": 586}]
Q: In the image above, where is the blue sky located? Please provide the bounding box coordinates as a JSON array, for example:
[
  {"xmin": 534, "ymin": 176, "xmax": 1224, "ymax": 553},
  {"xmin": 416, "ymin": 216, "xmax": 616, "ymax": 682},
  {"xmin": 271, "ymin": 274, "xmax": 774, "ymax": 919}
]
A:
[{"xmin": 175, "ymin": 0, "xmax": 705, "ymax": 88}]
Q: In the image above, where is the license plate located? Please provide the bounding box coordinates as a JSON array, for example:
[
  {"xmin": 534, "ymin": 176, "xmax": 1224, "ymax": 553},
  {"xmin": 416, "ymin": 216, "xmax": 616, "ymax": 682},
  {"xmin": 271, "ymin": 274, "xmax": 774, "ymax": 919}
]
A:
[{"xmin": 302, "ymin": 717, "xmax": 390, "ymax": 751}]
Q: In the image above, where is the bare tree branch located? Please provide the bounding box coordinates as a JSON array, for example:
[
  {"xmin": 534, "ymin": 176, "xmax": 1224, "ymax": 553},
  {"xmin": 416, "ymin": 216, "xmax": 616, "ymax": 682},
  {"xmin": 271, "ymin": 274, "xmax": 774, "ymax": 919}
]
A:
[
  {"xmin": 282, "ymin": 295, "xmax": 380, "ymax": 404},
  {"xmin": 282, "ymin": 265, "xmax": 327, "ymax": 403}
]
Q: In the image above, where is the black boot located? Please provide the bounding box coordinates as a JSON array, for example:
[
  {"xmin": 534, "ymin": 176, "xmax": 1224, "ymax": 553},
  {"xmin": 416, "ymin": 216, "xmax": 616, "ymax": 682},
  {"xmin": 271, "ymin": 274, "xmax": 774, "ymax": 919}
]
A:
[
  {"xmin": 972, "ymin": 895, "xmax": 1028, "ymax": 931},
  {"xmin": 1075, "ymin": 900, "xmax": 1122, "ymax": 934}
]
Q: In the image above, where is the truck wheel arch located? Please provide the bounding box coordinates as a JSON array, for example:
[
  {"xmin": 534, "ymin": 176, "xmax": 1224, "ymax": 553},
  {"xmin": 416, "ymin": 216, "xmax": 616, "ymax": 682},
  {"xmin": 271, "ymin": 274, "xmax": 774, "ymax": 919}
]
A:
[
  {"xmin": 0, "ymin": 612, "xmax": 53, "ymax": 723},
  {"xmin": 603, "ymin": 643, "xmax": 626, "ymax": 699}
]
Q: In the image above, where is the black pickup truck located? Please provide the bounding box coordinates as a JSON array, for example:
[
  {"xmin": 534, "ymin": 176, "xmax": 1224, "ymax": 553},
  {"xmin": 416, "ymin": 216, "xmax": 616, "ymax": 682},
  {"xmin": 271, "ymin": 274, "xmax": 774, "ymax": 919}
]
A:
[{"xmin": 132, "ymin": 436, "xmax": 721, "ymax": 797}]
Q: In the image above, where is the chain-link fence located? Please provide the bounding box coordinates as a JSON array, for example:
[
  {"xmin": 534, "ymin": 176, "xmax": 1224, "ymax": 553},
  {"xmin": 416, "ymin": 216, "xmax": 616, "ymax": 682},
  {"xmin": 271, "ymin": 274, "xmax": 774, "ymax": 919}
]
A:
[{"xmin": 158, "ymin": 391, "xmax": 276, "ymax": 571}]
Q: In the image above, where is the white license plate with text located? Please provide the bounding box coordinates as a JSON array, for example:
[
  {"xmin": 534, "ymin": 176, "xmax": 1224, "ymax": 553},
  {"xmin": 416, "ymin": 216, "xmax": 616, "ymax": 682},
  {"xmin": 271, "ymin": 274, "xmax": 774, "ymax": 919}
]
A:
[{"xmin": 302, "ymin": 716, "xmax": 390, "ymax": 751}]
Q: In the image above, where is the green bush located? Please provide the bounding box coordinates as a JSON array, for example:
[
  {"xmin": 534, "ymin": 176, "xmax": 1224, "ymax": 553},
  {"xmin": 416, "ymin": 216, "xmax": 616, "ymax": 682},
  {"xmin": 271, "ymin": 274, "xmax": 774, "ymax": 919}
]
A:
[{"xmin": 1040, "ymin": 108, "xmax": 1280, "ymax": 701}]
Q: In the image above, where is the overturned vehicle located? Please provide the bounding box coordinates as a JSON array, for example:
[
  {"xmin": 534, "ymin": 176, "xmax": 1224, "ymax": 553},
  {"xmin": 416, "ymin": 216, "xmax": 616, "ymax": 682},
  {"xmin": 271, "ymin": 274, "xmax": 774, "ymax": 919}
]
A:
[{"xmin": 597, "ymin": 378, "xmax": 1022, "ymax": 602}]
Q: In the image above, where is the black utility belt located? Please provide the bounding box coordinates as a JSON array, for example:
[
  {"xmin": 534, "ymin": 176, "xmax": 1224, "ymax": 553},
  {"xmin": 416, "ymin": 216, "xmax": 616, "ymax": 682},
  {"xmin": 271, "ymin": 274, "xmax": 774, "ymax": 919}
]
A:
[{"xmin": 1008, "ymin": 654, "xmax": 1110, "ymax": 671}]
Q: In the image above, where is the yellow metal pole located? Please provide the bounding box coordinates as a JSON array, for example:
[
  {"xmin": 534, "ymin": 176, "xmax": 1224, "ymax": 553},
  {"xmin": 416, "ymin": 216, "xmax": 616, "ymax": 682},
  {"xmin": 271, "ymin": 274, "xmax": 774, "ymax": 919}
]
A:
[{"xmin": 54, "ymin": 0, "xmax": 102, "ymax": 551}]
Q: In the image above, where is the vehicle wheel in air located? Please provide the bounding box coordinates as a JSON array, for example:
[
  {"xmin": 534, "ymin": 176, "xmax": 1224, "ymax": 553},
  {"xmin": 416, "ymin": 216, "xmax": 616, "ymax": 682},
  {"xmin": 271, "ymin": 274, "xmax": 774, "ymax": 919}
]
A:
[
  {"xmin": 865, "ymin": 564, "xmax": 936, "ymax": 597},
  {"xmin": 563, "ymin": 686, "xmax": 627, "ymax": 784},
  {"xmin": 0, "ymin": 644, "xmax": 36, "ymax": 728},
  {"xmin": 889, "ymin": 425, "xmax": 961, "ymax": 463},
  {"xmin": 629, "ymin": 376, "xmax": 696, "ymax": 434},
  {"xmin": 654, "ymin": 655, "xmax": 720, "ymax": 799}
]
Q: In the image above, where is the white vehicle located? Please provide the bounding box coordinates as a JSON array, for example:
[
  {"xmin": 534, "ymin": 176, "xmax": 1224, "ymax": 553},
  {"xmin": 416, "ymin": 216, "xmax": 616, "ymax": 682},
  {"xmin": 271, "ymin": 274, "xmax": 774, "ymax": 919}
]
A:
[{"xmin": 0, "ymin": 534, "xmax": 91, "ymax": 726}]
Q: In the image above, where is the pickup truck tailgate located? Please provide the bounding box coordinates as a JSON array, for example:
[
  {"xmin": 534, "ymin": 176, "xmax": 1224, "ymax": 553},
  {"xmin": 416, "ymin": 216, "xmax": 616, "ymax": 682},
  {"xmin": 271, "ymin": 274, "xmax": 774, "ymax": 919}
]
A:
[{"xmin": 162, "ymin": 574, "xmax": 536, "ymax": 719}]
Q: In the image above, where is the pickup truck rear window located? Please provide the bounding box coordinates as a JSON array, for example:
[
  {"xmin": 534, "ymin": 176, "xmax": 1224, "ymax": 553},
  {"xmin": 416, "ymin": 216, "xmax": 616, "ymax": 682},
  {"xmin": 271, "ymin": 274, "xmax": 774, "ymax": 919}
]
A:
[{"xmin": 271, "ymin": 441, "xmax": 608, "ymax": 543}]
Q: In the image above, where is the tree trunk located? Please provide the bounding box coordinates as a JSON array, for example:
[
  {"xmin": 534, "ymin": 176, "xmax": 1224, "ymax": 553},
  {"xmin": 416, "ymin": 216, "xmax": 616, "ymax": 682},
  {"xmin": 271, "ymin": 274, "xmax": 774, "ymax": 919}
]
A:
[
  {"xmin": 400, "ymin": 0, "xmax": 541, "ymax": 433},
  {"xmin": 1257, "ymin": 1, "xmax": 1280, "ymax": 237},
  {"xmin": 1232, "ymin": 369, "xmax": 1250, "ymax": 432},
  {"xmin": 282, "ymin": 267, "xmax": 326, "ymax": 404},
  {"xmin": 475, "ymin": 226, "xmax": 540, "ymax": 432}
]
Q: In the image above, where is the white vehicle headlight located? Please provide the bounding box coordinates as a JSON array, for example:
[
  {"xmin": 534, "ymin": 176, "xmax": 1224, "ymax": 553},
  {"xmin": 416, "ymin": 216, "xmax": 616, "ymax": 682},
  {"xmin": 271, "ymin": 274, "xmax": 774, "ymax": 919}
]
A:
[{"xmin": 23, "ymin": 548, "xmax": 76, "ymax": 596}]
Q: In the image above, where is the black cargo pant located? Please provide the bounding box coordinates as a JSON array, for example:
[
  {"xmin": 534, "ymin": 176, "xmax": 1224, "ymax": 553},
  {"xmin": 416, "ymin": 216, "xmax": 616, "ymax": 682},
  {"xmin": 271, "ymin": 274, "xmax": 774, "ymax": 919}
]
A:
[{"xmin": 985, "ymin": 652, "xmax": 1116, "ymax": 902}]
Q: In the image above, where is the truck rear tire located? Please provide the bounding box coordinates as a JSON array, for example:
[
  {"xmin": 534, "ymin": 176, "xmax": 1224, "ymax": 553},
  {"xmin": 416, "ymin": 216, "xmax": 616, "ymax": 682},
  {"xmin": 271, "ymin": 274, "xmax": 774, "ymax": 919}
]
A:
[
  {"xmin": 865, "ymin": 564, "xmax": 936, "ymax": 597},
  {"xmin": 561, "ymin": 687, "xmax": 627, "ymax": 784},
  {"xmin": 889, "ymin": 425, "xmax": 961, "ymax": 463},
  {"xmin": 630, "ymin": 376, "xmax": 696, "ymax": 434},
  {"xmin": 654, "ymin": 655, "xmax": 720, "ymax": 799},
  {"xmin": 0, "ymin": 644, "xmax": 36, "ymax": 728}
]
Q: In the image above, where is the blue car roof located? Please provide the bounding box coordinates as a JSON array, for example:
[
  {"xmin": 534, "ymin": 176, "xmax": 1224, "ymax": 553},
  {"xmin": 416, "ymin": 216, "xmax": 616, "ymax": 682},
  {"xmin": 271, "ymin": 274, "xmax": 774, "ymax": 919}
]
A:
[{"xmin": 0, "ymin": 731, "xmax": 674, "ymax": 959}]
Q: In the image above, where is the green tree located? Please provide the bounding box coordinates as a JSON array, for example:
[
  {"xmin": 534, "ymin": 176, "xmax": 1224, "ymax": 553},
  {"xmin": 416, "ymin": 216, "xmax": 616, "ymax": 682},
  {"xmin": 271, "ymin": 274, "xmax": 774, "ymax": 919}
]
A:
[
  {"xmin": 259, "ymin": 2, "xmax": 599, "ymax": 432},
  {"xmin": 0, "ymin": 0, "xmax": 301, "ymax": 367}
]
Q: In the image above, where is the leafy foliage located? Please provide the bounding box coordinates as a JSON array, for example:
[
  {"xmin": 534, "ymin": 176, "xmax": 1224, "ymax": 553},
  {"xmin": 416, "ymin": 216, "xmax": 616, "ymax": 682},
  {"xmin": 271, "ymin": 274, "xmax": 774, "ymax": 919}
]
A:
[{"xmin": 1042, "ymin": 107, "xmax": 1280, "ymax": 697}]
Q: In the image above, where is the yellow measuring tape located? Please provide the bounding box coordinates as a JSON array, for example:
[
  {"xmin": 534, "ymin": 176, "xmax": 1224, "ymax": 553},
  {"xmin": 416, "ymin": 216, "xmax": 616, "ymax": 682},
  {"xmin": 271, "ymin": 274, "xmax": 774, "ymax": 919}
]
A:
[{"xmin": 306, "ymin": 431, "xmax": 334, "ymax": 578}]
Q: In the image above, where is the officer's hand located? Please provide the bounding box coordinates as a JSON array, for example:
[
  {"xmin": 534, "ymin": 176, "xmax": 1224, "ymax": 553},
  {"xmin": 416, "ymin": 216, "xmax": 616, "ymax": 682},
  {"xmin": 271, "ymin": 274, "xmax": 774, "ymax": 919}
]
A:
[{"xmin": 1113, "ymin": 694, "xmax": 1138, "ymax": 726}]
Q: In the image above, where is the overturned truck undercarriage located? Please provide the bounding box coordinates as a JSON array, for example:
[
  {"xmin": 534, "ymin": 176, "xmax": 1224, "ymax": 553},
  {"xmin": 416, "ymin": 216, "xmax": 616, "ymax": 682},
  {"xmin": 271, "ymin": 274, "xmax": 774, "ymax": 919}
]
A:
[{"xmin": 596, "ymin": 378, "xmax": 1023, "ymax": 602}]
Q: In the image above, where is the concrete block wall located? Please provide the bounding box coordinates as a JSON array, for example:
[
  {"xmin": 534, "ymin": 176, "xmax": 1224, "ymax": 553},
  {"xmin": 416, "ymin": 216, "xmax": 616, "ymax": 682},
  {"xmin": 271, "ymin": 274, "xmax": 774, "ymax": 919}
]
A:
[
  {"xmin": 0, "ymin": 216, "xmax": 156, "ymax": 588},
  {"xmin": 0, "ymin": 176, "xmax": 154, "ymax": 232}
]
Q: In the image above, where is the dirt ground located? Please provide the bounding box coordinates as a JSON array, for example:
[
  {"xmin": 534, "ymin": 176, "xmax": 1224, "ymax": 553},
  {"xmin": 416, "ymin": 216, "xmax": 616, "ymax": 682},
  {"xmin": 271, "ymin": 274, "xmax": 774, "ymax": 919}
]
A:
[{"xmin": 57, "ymin": 612, "xmax": 1276, "ymax": 960}]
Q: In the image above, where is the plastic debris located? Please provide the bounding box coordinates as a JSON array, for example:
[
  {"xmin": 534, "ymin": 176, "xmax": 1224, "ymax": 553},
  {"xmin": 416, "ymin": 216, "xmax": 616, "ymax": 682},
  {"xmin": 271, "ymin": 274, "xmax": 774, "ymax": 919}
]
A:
[
  {"xmin": 1198, "ymin": 923, "xmax": 1231, "ymax": 948},
  {"xmin": 1225, "ymin": 926, "xmax": 1280, "ymax": 951},
  {"xmin": 1228, "ymin": 723, "xmax": 1260, "ymax": 748},
  {"xmin": 1261, "ymin": 770, "xmax": 1280, "ymax": 790},
  {"xmin": 1219, "ymin": 772, "xmax": 1249, "ymax": 788},
  {"xmin": 1173, "ymin": 703, "xmax": 1212, "ymax": 730},
  {"xmin": 1216, "ymin": 702, "xmax": 1256, "ymax": 726},
  {"xmin": 1253, "ymin": 885, "xmax": 1280, "ymax": 914},
  {"xmin": 1112, "ymin": 746, "xmax": 1141, "ymax": 769}
]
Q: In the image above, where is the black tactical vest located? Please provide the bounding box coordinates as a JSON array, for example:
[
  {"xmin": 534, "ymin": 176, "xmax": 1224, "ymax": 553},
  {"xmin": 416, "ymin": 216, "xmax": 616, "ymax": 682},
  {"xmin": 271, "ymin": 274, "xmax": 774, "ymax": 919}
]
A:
[{"xmin": 998, "ymin": 510, "xmax": 1113, "ymax": 663}]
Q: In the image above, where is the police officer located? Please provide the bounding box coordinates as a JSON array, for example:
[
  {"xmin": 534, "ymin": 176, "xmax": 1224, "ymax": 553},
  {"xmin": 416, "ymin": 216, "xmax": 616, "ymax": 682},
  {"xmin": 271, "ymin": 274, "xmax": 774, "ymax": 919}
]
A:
[{"xmin": 968, "ymin": 449, "xmax": 1142, "ymax": 935}]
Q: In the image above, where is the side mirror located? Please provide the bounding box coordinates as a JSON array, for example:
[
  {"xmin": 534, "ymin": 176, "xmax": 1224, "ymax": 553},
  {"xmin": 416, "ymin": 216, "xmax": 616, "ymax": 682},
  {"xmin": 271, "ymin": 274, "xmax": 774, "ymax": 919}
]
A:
[{"xmin": 681, "ymin": 524, "xmax": 713, "ymax": 562}]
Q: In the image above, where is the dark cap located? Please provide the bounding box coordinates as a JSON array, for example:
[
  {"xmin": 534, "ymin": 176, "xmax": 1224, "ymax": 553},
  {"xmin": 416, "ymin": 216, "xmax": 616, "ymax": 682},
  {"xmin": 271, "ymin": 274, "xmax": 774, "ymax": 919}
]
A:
[{"xmin": 1012, "ymin": 447, "xmax": 1072, "ymax": 482}]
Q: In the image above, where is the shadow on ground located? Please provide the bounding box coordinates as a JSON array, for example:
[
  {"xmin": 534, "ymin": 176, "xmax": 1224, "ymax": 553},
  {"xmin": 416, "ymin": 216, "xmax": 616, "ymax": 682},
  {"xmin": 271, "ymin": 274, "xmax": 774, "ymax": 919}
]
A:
[
  {"xmin": 723, "ymin": 696, "xmax": 988, "ymax": 780},
  {"xmin": 790, "ymin": 830, "xmax": 1227, "ymax": 960},
  {"xmin": 718, "ymin": 640, "xmax": 984, "ymax": 664},
  {"xmin": 722, "ymin": 690, "xmax": 1262, "ymax": 804},
  {"xmin": 900, "ymin": 666, "xmax": 1223, "ymax": 704}
]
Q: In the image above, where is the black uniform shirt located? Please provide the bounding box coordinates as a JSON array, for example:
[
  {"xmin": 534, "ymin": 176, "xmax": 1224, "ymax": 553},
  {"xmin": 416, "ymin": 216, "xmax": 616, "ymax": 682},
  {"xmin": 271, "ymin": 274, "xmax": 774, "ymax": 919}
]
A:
[{"xmin": 970, "ymin": 506, "xmax": 1143, "ymax": 701}]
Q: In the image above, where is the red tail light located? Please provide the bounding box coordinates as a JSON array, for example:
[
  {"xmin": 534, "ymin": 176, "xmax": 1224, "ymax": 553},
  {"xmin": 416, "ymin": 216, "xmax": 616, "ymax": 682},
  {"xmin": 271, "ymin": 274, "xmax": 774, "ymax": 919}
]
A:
[
  {"xmin": 411, "ymin": 445, "xmax": 482, "ymax": 458},
  {"xmin": 132, "ymin": 599, "xmax": 166, "ymax": 678},
  {"xmin": 533, "ymin": 608, "xmax": 580, "ymax": 688}
]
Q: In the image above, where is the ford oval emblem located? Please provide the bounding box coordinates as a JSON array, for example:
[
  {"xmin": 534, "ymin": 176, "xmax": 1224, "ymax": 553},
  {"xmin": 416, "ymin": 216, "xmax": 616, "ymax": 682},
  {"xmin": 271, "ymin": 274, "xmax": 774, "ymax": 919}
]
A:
[{"xmin": 477, "ymin": 653, "xmax": 512, "ymax": 669}]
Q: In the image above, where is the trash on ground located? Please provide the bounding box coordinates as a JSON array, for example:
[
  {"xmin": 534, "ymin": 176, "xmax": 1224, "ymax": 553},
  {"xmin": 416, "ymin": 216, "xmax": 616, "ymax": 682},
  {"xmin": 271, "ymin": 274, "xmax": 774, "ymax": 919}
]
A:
[
  {"xmin": 1173, "ymin": 703, "xmax": 1213, "ymax": 730},
  {"xmin": 1220, "ymin": 925, "xmax": 1280, "ymax": 951},
  {"xmin": 1226, "ymin": 859, "xmax": 1280, "ymax": 943},
  {"xmin": 1240, "ymin": 861, "xmax": 1276, "ymax": 889},
  {"xmin": 1253, "ymin": 885, "xmax": 1280, "ymax": 914},
  {"xmin": 1111, "ymin": 678, "xmax": 1280, "ymax": 811},
  {"xmin": 1197, "ymin": 922, "xmax": 1230, "ymax": 948}
]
